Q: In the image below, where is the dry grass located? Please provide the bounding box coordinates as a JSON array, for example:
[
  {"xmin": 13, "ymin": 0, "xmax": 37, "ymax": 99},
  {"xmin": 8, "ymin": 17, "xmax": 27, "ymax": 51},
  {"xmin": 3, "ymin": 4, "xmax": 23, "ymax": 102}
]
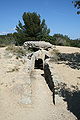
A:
[
  {"xmin": 0, "ymin": 44, "xmax": 6, "ymax": 47},
  {"xmin": 49, "ymin": 49, "xmax": 60, "ymax": 62},
  {"xmin": 6, "ymin": 45, "xmax": 27, "ymax": 58},
  {"xmin": 7, "ymin": 66, "xmax": 20, "ymax": 73}
]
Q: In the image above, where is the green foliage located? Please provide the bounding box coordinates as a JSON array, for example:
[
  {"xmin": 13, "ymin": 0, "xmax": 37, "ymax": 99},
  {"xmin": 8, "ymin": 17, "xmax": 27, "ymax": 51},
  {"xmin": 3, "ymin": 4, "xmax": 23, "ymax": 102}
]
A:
[
  {"xmin": 0, "ymin": 33, "xmax": 16, "ymax": 46},
  {"xmin": 0, "ymin": 11, "xmax": 80, "ymax": 48},
  {"xmin": 52, "ymin": 34, "xmax": 70, "ymax": 46},
  {"xmin": 72, "ymin": 0, "xmax": 80, "ymax": 14},
  {"xmin": 15, "ymin": 12, "xmax": 50, "ymax": 45},
  {"xmin": 43, "ymin": 36, "xmax": 55, "ymax": 44},
  {"xmin": 0, "ymin": 32, "xmax": 80, "ymax": 48},
  {"xmin": 51, "ymin": 34, "xmax": 80, "ymax": 48},
  {"xmin": 70, "ymin": 39, "xmax": 80, "ymax": 47}
]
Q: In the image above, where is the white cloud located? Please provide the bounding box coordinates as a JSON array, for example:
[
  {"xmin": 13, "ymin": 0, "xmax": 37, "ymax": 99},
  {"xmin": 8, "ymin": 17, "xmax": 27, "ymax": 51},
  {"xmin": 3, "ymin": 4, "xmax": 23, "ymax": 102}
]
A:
[
  {"xmin": 0, "ymin": 27, "xmax": 16, "ymax": 35},
  {"xmin": 0, "ymin": 32, "xmax": 9, "ymax": 35}
]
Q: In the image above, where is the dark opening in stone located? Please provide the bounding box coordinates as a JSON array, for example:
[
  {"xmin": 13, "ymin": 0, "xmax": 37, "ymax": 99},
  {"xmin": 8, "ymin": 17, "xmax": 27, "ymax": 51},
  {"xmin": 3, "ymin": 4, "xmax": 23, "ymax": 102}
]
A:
[{"xmin": 35, "ymin": 59, "xmax": 43, "ymax": 70}]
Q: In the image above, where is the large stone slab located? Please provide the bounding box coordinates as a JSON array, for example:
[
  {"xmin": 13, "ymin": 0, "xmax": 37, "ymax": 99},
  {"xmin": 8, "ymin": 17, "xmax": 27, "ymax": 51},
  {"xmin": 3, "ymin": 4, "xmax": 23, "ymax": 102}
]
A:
[{"xmin": 24, "ymin": 41, "xmax": 52, "ymax": 50}]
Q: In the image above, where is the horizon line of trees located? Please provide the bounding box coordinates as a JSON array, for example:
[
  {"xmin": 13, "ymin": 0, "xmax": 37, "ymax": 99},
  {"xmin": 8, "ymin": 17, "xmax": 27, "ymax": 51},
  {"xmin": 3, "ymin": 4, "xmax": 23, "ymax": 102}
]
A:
[
  {"xmin": 0, "ymin": 11, "xmax": 80, "ymax": 48},
  {"xmin": 0, "ymin": 32, "xmax": 80, "ymax": 48}
]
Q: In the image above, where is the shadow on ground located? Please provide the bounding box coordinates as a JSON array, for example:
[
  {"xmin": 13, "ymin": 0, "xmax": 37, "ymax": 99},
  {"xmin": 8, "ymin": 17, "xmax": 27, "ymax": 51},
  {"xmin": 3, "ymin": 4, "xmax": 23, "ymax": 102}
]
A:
[
  {"xmin": 42, "ymin": 63, "xmax": 55, "ymax": 104},
  {"xmin": 58, "ymin": 52, "xmax": 80, "ymax": 70},
  {"xmin": 56, "ymin": 83, "xmax": 80, "ymax": 120}
]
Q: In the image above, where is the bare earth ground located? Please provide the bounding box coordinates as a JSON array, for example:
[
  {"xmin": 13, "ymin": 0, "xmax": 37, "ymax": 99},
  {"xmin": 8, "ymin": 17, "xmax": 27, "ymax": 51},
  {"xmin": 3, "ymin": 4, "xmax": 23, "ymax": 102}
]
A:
[
  {"xmin": 0, "ymin": 46, "xmax": 80, "ymax": 120},
  {"xmin": 54, "ymin": 46, "xmax": 80, "ymax": 86}
]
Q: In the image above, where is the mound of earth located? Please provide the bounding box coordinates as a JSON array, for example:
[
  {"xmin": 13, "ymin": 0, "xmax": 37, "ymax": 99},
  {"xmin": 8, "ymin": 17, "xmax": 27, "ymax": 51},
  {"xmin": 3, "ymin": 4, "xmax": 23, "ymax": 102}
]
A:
[{"xmin": 0, "ymin": 46, "xmax": 80, "ymax": 120}]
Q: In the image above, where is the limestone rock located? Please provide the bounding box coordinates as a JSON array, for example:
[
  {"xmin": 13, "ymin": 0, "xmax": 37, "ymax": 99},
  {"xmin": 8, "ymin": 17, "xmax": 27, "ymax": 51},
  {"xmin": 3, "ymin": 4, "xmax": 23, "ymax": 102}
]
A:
[{"xmin": 24, "ymin": 41, "xmax": 53, "ymax": 50}]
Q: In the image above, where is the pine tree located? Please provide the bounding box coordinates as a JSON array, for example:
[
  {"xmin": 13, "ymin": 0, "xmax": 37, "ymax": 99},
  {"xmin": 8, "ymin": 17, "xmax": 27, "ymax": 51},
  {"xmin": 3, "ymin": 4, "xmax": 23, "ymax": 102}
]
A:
[{"xmin": 16, "ymin": 12, "xmax": 50, "ymax": 45}]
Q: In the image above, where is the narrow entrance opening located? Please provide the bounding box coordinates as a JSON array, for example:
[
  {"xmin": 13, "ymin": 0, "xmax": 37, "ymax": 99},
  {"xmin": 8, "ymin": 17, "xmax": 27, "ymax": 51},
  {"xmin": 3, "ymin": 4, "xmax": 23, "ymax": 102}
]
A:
[{"xmin": 35, "ymin": 59, "xmax": 43, "ymax": 70}]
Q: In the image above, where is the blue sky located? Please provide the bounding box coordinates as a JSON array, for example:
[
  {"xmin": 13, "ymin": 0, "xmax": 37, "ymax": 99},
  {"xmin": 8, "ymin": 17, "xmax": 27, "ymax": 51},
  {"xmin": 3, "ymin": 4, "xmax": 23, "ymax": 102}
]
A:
[{"xmin": 0, "ymin": 0, "xmax": 80, "ymax": 39}]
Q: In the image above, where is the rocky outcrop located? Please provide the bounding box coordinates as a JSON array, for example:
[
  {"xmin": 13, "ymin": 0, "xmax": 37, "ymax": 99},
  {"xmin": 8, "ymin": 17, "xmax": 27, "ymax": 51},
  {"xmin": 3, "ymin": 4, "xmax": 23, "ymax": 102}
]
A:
[{"xmin": 24, "ymin": 41, "xmax": 53, "ymax": 50}]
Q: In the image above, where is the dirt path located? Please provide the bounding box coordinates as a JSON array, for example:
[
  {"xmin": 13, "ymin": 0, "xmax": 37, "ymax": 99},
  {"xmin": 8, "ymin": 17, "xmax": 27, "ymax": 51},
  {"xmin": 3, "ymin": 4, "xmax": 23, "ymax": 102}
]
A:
[
  {"xmin": 27, "ymin": 69, "xmax": 76, "ymax": 120},
  {"xmin": 30, "ymin": 69, "xmax": 54, "ymax": 120}
]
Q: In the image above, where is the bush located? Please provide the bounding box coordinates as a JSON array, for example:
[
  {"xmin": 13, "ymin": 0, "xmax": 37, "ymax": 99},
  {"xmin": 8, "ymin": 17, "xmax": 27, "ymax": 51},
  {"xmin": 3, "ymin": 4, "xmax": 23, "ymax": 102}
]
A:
[
  {"xmin": 70, "ymin": 39, "xmax": 80, "ymax": 48},
  {"xmin": 0, "ymin": 34, "xmax": 16, "ymax": 46},
  {"xmin": 52, "ymin": 34, "xmax": 70, "ymax": 46}
]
